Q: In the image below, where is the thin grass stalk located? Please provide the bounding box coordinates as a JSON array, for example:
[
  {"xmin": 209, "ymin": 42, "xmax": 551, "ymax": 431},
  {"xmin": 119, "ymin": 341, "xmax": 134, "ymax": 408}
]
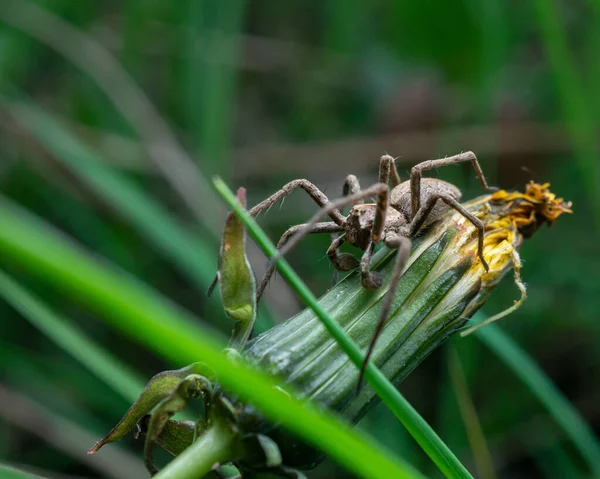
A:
[{"xmin": 448, "ymin": 347, "xmax": 496, "ymax": 479}]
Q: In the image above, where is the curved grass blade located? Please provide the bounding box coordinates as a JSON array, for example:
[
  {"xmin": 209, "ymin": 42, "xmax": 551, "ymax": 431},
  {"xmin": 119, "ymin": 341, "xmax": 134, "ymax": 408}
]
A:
[
  {"xmin": 0, "ymin": 463, "xmax": 48, "ymax": 479},
  {"xmin": 0, "ymin": 196, "xmax": 423, "ymax": 479},
  {"xmin": 4, "ymin": 99, "xmax": 215, "ymax": 290},
  {"xmin": 0, "ymin": 270, "xmax": 144, "ymax": 403},
  {"xmin": 474, "ymin": 318, "xmax": 600, "ymax": 476},
  {"xmin": 213, "ymin": 177, "xmax": 473, "ymax": 479},
  {"xmin": 0, "ymin": 0, "xmax": 225, "ymax": 231}
]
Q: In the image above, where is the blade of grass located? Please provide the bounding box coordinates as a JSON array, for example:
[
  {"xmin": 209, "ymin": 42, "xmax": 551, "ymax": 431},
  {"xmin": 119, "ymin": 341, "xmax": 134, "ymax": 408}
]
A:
[
  {"xmin": 474, "ymin": 318, "xmax": 600, "ymax": 476},
  {"xmin": 0, "ymin": 0, "xmax": 226, "ymax": 231},
  {"xmin": 0, "ymin": 463, "xmax": 49, "ymax": 479},
  {"xmin": 531, "ymin": 0, "xmax": 600, "ymax": 222},
  {"xmin": 0, "ymin": 386, "xmax": 147, "ymax": 479},
  {"xmin": 0, "ymin": 270, "xmax": 145, "ymax": 403},
  {"xmin": 213, "ymin": 177, "xmax": 473, "ymax": 479},
  {"xmin": 4, "ymin": 98, "xmax": 215, "ymax": 290},
  {"xmin": 447, "ymin": 347, "xmax": 496, "ymax": 479},
  {"xmin": 0, "ymin": 196, "xmax": 423, "ymax": 479},
  {"xmin": 191, "ymin": 0, "xmax": 246, "ymax": 180}
]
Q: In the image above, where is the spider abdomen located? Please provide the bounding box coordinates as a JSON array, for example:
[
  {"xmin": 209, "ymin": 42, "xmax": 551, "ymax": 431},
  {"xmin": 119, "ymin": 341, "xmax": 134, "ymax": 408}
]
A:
[{"xmin": 391, "ymin": 178, "xmax": 461, "ymax": 224}]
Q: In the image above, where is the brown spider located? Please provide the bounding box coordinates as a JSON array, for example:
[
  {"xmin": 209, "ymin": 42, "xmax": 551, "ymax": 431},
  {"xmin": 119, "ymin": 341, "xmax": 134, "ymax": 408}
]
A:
[{"xmin": 218, "ymin": 152, "xmax": 494, "ymax": 389}]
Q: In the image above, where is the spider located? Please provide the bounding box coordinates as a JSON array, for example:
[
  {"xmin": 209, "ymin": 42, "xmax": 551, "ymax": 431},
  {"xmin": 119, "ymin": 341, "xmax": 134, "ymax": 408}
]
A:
[{"xmin": 223, "ymin": 152, "xmax": 494, "ymax": 389}]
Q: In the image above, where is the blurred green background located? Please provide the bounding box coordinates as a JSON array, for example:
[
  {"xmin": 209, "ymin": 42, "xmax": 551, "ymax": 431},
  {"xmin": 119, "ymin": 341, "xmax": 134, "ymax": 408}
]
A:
[{"xmin": 0, "ymin": 0, "xmax": 598, "ymax": 478}]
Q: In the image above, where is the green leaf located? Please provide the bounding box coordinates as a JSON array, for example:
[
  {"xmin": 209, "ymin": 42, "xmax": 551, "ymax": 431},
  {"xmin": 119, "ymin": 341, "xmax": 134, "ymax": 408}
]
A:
[
  {"xmin": 88, "ymin": 364, "xmax": 202, "ymax": 454},
  {"xmin": 153, "ymin": 419, "xmax": 196, "ymax": 456}
]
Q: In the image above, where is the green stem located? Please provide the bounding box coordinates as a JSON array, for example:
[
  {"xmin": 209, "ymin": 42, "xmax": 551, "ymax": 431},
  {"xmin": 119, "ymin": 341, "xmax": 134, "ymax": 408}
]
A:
[
  {"xmin": 154, "ymin": 421, "xmax": 236, "ymax": 479},
  {"xmin": 213, "ymin": 177, "xmax": 473, "ymax": 479}
]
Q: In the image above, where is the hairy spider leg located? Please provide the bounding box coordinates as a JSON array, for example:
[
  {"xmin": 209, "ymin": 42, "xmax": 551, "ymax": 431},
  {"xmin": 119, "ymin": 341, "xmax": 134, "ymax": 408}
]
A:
[
  {"xmin": 410, "ymin": 151, "xmax": 494, "ymax": 218},
  {"xmin": 379, "ymin": 154, "xmax": 402, "ymax": 187},
  {"xmin": 410, "ymin": 193, "xmax": 489, "ymax": 272},
  {"xmin": 256, "ymin": 222, "xmax": 343, "ymax": 301},
  {"xmin": 273, "ymin": 182, "xmax": 388, "ymax": 262}
]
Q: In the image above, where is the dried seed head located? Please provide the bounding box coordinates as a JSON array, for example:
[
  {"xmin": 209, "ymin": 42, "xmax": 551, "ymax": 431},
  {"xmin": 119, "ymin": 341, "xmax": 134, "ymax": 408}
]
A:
[{"xmin": 435, "ymin": 181, "xmax": 573, "ymax": 335}]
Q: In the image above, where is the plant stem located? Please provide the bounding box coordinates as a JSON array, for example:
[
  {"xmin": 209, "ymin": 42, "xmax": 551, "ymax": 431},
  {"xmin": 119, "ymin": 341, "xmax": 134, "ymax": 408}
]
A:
[{"xmin": 154, "ymin": 421, "xmax": 236, "ymax": 479}]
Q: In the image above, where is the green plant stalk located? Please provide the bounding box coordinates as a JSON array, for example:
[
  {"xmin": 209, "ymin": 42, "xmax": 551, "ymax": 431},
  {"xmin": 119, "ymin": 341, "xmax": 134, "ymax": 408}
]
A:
[
  {"xmin": 214, "ymin": 177, "xmax": 473, "ymax": 479},
  {"xmin": 154, "ymin": 421, "xmax": 236, "ymax": 479},
  {"xmin": 447, "ymin": 347, "xmax": 496, "ymax": 479},
  {"xmin": 475, "ymin": 321, "xmax": 600, "ymax": 476},
  {"xmin": 0, "ymin": 196, "xmax": 420, "ymax": 479}
]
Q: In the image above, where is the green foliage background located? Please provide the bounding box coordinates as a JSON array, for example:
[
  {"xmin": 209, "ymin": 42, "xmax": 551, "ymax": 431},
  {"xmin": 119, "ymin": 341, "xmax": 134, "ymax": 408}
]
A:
[{"xmin": 0, "ymin": 1, "xmax": 598, "ymax": 478}]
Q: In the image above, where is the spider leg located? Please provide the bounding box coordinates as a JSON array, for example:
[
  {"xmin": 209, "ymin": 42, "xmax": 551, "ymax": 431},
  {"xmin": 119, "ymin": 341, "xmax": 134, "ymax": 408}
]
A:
[
  {"xmin": 331, "ymin": 174, "xmax": 364, "ymax": 284},
  {"xmin": 275, "ymin": 183, "xmax": 388, "ymax": 261},
  {"xmin": 345, "ymin": 155, "xmax": 400, "ymax": 290},
  {"xmin": 410, "ymin": 151, "xmax": 494, "ymax": 217},
  {"xmin": 357, "ymin": 235, "xmax": 412, "ymax": 393},
  {"xmin": 379, "ymin": 154, "xmax": 402, "ymax": 187},
  {"xmin": 409, "ymin": 193, "xmax": 489, "ymax": 272},
  {"xmin": 359, "ymin": 240, "xmax": 382, "ymax": 289},
  {"xmin": 342, "ymin": 174, "xmax": 362, "ymax": 199},
  {"xmin": 358, "ymin": 179, "xmax": 391, "ymax": 289},
  {"xmin": 248, "ymin": 179, "xmax": 345, "ymax": 225},
  {"xmin": 256, "ymin": 222, "xmax": 343, "ymax": 301},
  {"xmin": 327, "ymin": 234, "xmax": 360, "ymax": 272}
]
